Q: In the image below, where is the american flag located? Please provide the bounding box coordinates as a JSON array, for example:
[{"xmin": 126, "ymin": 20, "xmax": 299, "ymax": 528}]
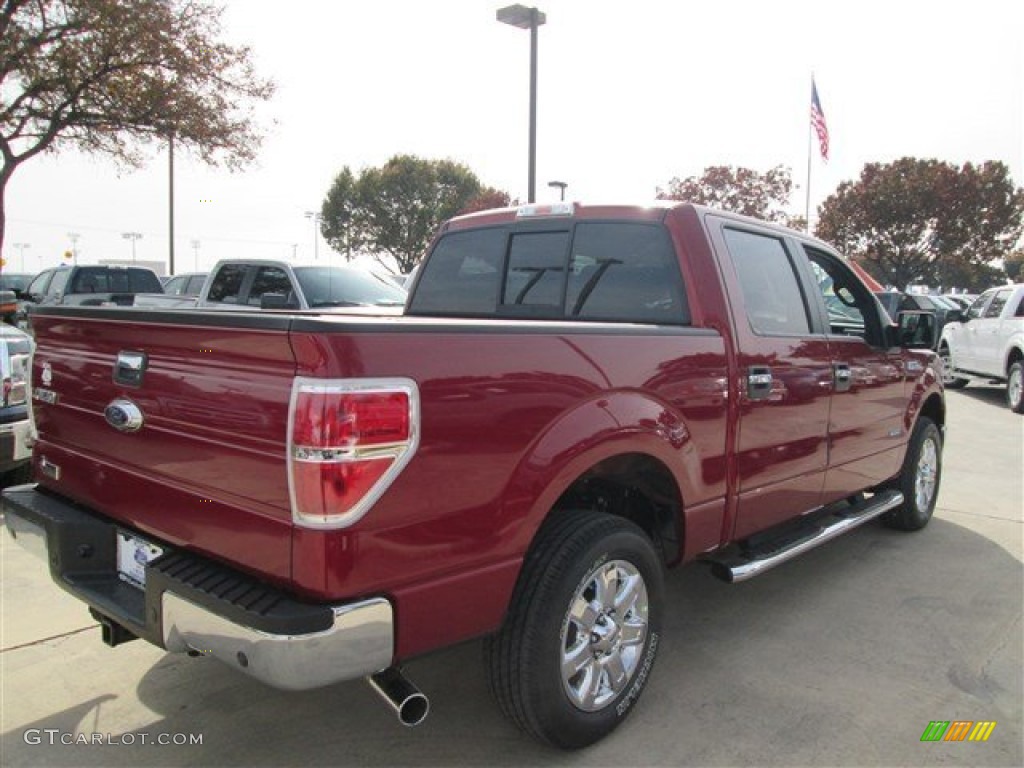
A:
[{"xmin": 810, "ymin": 79, "xmax": 829, "ymax": 161}]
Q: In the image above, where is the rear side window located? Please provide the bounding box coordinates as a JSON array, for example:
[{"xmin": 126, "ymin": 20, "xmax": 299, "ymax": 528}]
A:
[
  {"xmin": 206, "ymin": 265, "xmax": 249, "ymax": 304},
  {"xmin": 724, "ymin": 228, "xmax": 810, "ymax": 336},
  {"xmin": 567, "ymin": 223, "xmax": 687, "ymax": 322},
  {"xmin": 410, "ymin": 229, "xmax": 506, "ymax": 314},
  {"xmin": 409, "ymin": 222, "xmax": 689, "ymax": 324}
]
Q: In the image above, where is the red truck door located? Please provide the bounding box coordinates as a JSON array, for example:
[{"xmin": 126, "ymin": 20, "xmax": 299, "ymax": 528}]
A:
[
  {"xmin": 797, "ymin": 246, "xmax": 909, "ymax": 502},
  {"xmin": 708, "ymin": 219, "xmax": 833, "ymax": 539}
]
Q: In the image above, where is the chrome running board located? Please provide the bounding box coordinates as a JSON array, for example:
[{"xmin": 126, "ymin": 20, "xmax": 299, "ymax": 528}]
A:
[{"xmin": 705, "ymin": 490, "xmax": 905, "ymax": 583}]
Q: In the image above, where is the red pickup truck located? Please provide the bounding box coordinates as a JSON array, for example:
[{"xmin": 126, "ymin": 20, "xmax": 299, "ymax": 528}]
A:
[{"xmin": 3, "ymin": 202, "xmax": 944, "ymax": 748}]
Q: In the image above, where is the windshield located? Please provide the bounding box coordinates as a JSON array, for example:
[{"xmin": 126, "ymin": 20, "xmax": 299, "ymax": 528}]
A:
[
  {"xmin": 0, "ymin": 274, "xmax": 33, "ymax": 292},
  {"xmin": 292, "ymin": 267, "xmax": 406, "ymax": 307}
]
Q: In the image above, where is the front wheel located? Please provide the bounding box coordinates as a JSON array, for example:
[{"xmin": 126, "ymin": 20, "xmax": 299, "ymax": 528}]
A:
[
  {"xmin": 884, "ymin": 417, "xmax": 942, "ymax": 531},
  {"xmin": 939, "ymin": 345, "xmax": 969, "ymax": 389},
  {"xmin": 484, "ymin": 511, "xmax": 663, "ymax": 749},
  {"xmin": 1007, "ymin": 361, "xmax": 1024, "ymax": 414}
]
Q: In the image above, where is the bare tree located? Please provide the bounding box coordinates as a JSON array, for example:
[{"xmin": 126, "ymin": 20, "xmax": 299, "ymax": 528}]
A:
[{"xmin": 0, "ymin": 0, "xmax": 275, "ymax": 252}]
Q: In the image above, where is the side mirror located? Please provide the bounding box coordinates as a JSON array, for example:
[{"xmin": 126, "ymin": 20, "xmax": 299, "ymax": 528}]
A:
[
  {"xmin": 946, "ymin": 308, "xmax": 965, "ymax": 323},
  {"xmin": 259, "ymin": 292, "xmax": 298, "ymax": 310},
  {"xmin": 895, "ymin": 310, "xmax": 936, "ymax": 349}
]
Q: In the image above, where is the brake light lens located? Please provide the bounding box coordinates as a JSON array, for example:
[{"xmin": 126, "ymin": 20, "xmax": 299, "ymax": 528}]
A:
[{"xmin": 288, "ymin": 378, "xmax": 419, "ymax": 528}]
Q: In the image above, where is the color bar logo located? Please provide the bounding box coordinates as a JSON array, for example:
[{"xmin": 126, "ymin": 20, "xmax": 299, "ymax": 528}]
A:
[{"xmin": 920, "ymin": 721, "xmax": 996, "ymax": 742}]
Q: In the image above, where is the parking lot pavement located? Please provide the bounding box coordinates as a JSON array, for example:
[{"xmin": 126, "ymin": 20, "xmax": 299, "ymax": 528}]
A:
[{"xmin": 1, "ymin": 385, "xmax": 1021, "ymax": 767}]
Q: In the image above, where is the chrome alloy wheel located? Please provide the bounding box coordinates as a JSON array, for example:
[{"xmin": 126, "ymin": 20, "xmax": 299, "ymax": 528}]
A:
[
  {"xmin": 1009, "ymin": 366, "xmax": 1023, "ymax": 409},
  {"xmin": 939, "ymin": 349, "xmax": 955, "ymax": 385},
  {"xmin": 560, "ymin": 559, "xmax": 649, "ymax": 712},
  {"xmin": 915, "ymin": 436, "xmax": 939, "ymax": 512}
]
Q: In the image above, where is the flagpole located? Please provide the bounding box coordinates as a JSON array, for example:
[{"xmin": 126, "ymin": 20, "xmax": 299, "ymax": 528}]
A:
[{"xmin": 805, "ymin": 75, "xmax": 813, "ymax": 233}]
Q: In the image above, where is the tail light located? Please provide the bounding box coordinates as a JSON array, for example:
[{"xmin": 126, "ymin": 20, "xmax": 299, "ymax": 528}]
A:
[{"xmin": 287, "ymin": 378, "xmax": 419, "ymax": 529}]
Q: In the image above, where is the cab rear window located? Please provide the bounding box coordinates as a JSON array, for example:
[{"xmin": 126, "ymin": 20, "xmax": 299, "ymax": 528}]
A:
[{"xmin": 409, "ymin": 222, "xmax": 689, "ymax": 324}]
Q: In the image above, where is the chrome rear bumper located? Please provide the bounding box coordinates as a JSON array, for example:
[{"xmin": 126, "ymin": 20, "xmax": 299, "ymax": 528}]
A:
[{"xmin": 3, "ymin": 484, "xmax": 394, "ymax": 691}]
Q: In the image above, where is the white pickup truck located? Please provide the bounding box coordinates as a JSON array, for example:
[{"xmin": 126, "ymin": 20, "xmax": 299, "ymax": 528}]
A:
[
  {"xmin": 134, "ymin": 259, "xmax": 406, "ymax": 311},
  {"xmin": 939, "ymin": 283, "xmax": 1024, "ymax": 413}
]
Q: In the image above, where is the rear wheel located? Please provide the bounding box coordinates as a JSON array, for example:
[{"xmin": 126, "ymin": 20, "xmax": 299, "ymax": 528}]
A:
[
  {"xmin": 1007, "ymin": 361, "xmax": 1024, "ymax": 414},
  {"xmin": 939, "ymin": 345, "xmax": 968, "ymax": 389},
  {"xmin": 484, "ymin": 510, "xmax": 663, "ymax": 749},
  {"xmin": 884, "ymin": 417, "xmax": 942, "ymax": 531}
]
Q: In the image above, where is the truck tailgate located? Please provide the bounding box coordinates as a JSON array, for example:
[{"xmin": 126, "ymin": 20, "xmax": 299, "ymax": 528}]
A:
[{"xmin": 28, "ymin": 310, "xmax": 297, "ymax": 584}]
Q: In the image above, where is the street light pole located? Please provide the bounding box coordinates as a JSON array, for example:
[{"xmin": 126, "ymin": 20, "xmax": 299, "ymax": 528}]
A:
[
  {"xmin": 13, "ymin": 242, "xmax": 30, "ymax": 270},
  {"xmin": 497, "ymin": 4, "xmax": 546, "ymax": 204},
  {"xmin": 304, "ymin": 211, "xmax": 322, "ymax": 261},
  {"xmin": 122, "ymin": 232, "xmax": 142, "ymax": 263},
  {"xmin": 67, "ymin": 232, "xmax": 79, "ymax": 265},
  {"xmin": 190, "ymin": 239, "xmax": 200, "ymax": 272},
  {"xmin": 547, "ymin": 180, "xmax": 567, "ymax": 201}
]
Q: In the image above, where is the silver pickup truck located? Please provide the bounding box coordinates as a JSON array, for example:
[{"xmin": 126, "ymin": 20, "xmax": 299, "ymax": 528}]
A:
[{"xmin": 134, "ymin": 259, "xmax": 406, "ymax": 310}]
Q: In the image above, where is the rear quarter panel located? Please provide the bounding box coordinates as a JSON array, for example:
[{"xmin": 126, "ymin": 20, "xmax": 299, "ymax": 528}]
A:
[{"xmin": 286, "ymin": 316, "xmax": 729, "ymax": 658}]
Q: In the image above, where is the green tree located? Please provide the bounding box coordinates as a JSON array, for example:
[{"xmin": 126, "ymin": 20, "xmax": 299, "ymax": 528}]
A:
[
  {"xmin": 656, "ymin": 165, "xmax": 797, "ymax": 224},
  {"xmin": 816, "ymin": 158, "xmax": 1023, "ymax": 291},
  {"xmin": 0, "ymin": 0, "xmax": 274, "ymax": 254},
  {"xmin": 321, "ymin": 155, "xmax": 501, "ymax": 274}
]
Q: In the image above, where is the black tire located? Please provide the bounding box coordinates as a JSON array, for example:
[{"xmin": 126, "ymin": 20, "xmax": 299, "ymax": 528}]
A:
[
  {"xmin": 2, "ymin": 461, "xmax": 33, "ymax": 488},
  {"xmin": 884, "ymin": 417, "xmax": 942, "ymax": 531},
  {"xmin": 1007, "ymin": 361, "xmax": 1024, "ymax": 414},
  {"xmin": 939, "ymin": 345, "xmax": 969, "ymax": 390},
  {"xmin": 484, "ymin": 510, "xmax": 663, "ymax": 749}
]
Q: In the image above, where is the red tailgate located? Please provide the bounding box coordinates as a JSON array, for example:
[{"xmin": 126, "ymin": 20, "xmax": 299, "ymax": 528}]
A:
[{"xmin": 29, "ymin": 311, "xmax": 297, "ymax": 585}]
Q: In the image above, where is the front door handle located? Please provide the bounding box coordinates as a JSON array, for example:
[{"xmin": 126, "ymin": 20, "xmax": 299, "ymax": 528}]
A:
[
  {"xmin": 747, "ymin": 366, "xmax": 773, "ymax": 400},
  {"xmin": 834, "ymin": 363, "xmax": 852, "ymax": 393}
]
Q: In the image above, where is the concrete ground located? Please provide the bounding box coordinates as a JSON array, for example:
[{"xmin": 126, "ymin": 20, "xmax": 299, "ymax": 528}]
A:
[{"xmin": 1, "ymin": 386, "xmax": 1021, "ymax": 767}]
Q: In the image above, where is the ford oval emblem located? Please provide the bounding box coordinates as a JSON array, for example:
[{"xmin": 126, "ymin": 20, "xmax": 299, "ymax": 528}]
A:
[{"xmin": 104, "ymin": 399, "xmax": 144, "ymax": 433}]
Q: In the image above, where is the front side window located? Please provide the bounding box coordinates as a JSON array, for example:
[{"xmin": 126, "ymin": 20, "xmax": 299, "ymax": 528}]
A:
[
  {"xmin": 26, "ymin": 270, "xmax": 54, "ymax": 298},
  {"xmin": 966, "ymin": 292, "xmax": 991, "ymax": 320},
  {"xmin": 724, "ymin": 228, "xmax": 810, "ymax": 335},
  {"xmin": 984, "ymin": 289, "xmax": 1011, "ymax": 318},
  {"xmin": 248, "ymin": 267, "xmax": 292, "ymax": 306}
]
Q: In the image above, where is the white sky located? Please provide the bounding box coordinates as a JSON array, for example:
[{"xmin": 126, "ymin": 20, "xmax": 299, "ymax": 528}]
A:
[{"xmin": 3, "ymin": 0, "xmax": 1023, "ymax": 275}]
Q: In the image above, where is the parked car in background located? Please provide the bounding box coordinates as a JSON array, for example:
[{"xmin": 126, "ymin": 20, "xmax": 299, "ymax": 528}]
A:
[
  {"xmin": 939, "ymin": 284, "xmax": 1024, "ymax": 412},
  {"xmin": 161, "ymin": 272, "xmax": 208, "ymax": 297},
  {"xmin": 0, "ymin": 272, "xmax": 35, "ymax": 297},
  {"xmin": 941, "ymin": 294, "xmax": 977, "ymax": 311},
  {"xmin": 16, "ymin": 265, "xmax": 164, "ymax": 330},
  {"xmin": 0, "ymin": 323, "xmax": 32, "ymax": 483},
  {"xmin": 134, "ymin": 260, "xmax": 406, "ymax": 310}
]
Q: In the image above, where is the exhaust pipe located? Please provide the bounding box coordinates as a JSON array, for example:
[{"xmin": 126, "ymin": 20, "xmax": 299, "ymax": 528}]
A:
[{"xmin": 367, "ymin": 668, "xmax": 429, "ymax": 727}]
